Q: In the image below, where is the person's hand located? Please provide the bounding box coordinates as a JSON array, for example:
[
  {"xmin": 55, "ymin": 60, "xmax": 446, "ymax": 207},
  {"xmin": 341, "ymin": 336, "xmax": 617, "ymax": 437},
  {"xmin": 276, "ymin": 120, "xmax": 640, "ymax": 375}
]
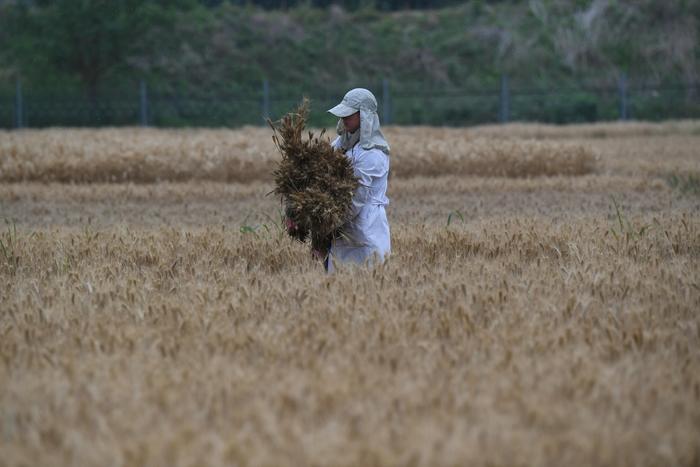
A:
[{"xmin": 311, "ymin": 249, "xmax": 324, "ymax": 260}]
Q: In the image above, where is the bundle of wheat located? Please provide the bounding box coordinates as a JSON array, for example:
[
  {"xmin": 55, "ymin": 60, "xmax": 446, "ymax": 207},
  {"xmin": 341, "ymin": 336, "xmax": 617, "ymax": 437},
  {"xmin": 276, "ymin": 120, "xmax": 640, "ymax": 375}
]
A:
[{"xmin": 270, "ymin": 99, "xmax": 358, "ymax": 256}]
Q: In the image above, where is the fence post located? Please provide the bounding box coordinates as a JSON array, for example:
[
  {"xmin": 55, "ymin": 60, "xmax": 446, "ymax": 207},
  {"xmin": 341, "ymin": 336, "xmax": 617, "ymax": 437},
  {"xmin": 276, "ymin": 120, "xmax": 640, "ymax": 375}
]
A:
[
  {"xmin": 262, "ymin": 79, "xmax": 270, "ymax": 123},
  {"xmin": 499, "ymin": 74, "xmax": 510, "ymax": 123},
  {"xmin": 139, "ymin": 80, "xmax": 149, "ymax": 127},
  {"xmin": 618, "ymin": 73, "xmax": 628, "ymax": 120},
  {"xmin": 382, "ymin": 78, "xmax": 391, "ymax": 124},
  {"xmin": 15, "ymin": 78, "xmax": 23, "ymax": 129}
]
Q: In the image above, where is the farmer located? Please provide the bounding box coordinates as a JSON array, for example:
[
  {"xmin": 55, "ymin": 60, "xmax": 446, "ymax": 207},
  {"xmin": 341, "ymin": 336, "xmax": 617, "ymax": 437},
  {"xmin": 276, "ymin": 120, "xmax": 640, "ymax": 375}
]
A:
[{"xmin": 325, "ymin": 88, "xmax": 391, "ymax": 271}]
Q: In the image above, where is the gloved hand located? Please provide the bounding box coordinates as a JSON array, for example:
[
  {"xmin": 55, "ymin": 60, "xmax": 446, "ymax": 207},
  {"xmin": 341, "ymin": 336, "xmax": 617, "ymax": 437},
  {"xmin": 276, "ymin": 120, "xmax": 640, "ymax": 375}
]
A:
[{"xmin": 311, "ymin": 249, "xmax": 324, "ymax": 260}]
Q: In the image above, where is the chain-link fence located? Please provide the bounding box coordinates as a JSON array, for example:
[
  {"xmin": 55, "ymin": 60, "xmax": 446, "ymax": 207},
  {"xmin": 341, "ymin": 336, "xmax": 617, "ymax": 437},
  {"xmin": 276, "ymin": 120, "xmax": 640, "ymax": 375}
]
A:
[{"xmin": 1, "ymin": 78, "xmax": 698, "ymax": 129}]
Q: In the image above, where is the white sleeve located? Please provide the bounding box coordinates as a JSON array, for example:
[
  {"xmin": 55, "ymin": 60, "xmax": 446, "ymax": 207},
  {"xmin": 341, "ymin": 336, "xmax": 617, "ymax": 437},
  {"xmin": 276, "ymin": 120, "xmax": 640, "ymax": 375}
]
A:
[
  {"xmin": 331, "ymin": 136, "xmax": 341, "ymax": 150},
  {"xmin": 349, "ymin": 150, "xmax": 387, "ymax": 218},
  {"xmin": 353, "ymin": 149, "xmax": 388, "ymax": 187}
]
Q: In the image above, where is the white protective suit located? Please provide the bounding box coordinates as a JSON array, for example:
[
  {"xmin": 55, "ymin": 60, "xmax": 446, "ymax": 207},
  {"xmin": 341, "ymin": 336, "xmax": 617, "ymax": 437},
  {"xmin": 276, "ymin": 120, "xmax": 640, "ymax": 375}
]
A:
[{"xmin": 327, "ymin": 88, "xmax": 391, "ymax": 271}]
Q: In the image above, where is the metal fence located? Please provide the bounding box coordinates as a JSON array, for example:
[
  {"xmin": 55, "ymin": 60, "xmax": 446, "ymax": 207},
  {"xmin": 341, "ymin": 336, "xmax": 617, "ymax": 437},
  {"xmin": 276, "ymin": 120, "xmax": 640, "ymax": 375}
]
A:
[{"xmin": 1, "ymin": 77, "xmax": 698, "ymax": 129}]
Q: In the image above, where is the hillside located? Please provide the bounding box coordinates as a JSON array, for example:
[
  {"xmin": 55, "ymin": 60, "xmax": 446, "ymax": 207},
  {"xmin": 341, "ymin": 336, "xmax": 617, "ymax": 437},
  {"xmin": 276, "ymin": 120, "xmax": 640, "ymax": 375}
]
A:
[{"xmin": 1, "ymin": 0, "xmax": 698, "ymax": 126}]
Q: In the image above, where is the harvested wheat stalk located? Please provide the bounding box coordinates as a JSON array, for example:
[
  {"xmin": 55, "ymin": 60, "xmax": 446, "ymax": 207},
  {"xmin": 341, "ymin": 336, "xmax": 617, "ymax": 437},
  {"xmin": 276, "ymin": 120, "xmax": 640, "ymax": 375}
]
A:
[{"xmin": 269, "ymin": 99, "xmax": 358, "ymax": 256}]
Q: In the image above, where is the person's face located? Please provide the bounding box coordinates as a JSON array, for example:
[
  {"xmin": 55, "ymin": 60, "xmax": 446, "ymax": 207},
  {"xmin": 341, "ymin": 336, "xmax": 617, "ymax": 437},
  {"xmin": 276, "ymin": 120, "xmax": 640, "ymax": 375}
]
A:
[{"xmin": 342, "ymin": 112, "xmax": 360, "ymax": 133}]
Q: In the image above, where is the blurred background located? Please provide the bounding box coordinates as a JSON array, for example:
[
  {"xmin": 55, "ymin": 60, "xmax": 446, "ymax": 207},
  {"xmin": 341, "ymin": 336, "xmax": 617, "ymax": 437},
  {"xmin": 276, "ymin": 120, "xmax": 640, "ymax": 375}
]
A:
[{"xmin": 0, "ymin": 0, "xmax": 698, "ymax": 128}]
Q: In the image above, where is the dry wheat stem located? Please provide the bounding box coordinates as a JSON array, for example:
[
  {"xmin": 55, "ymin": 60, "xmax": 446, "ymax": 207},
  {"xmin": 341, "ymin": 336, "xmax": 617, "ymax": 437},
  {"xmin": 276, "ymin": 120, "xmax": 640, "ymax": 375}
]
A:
[{"xmin": 0, "ymin": 126, "xmax": 699, "ymax": 467}]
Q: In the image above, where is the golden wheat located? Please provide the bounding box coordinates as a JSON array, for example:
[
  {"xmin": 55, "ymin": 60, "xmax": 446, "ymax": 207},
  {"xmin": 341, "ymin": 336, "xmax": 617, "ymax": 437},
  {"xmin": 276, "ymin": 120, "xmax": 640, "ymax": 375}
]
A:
[
  {"xmin": 1, "ymin": 216, "xmax": 698, "ymax": 466},
  {"xmin": 3, "ymin": 121, "xmax": 698, "ymax": 184},
  {"xmin": 465, "ymin": 119, "xmax": 700, "ymax": 139},
  {"xmin": 0, "ymin": 124, "xmax": 699, "ymax": 467},
  {"xmin": 0, "ymin": 125, "xmax": 604, "ymax": 183}
]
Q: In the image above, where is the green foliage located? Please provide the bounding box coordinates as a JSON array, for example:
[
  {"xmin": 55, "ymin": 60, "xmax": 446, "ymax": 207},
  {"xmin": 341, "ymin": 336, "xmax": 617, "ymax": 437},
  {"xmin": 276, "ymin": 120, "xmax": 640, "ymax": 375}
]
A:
[
  {"xmin": 2, "ymin": 0, "xmax": 197, "ymax": 95},
  {"xmin": 607, "ymin": 195, "xmax": 652, "ymax": 242},
  {"xmin": 0, "ymin": 219, "xmax": 20, "ymax": 275},
  {"xmin": 239, "ymin": 211, "xmax": 285, "ymax": 237},
  {"xmin": 446, "ymin": 210, "xmax": 464, "ymax": 227},
  {"xmin": 667, "ymin": 173, "xmax": 700, "ymax": 196},
  {"xmin": 0, "ymin": 1, "xmax": 697, "ymax": 126}
]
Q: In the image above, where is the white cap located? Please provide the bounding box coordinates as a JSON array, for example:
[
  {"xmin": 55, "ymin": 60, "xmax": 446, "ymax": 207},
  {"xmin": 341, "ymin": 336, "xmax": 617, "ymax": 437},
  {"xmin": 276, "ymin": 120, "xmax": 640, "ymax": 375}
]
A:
[
  {"xmin": 327, "ymin": 101, "xmax": 357, "ymax": 117},
  {"xmin": 327, "ymin": 88, "xmax": 377, "ymax": 117}
]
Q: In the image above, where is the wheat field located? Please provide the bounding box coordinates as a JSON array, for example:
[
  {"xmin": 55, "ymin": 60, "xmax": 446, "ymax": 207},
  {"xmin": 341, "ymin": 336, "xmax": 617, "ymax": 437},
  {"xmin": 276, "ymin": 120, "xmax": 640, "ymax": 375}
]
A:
[{"xmin": 1, "ymin": 122, "xmax": 699, "ymax": 467}]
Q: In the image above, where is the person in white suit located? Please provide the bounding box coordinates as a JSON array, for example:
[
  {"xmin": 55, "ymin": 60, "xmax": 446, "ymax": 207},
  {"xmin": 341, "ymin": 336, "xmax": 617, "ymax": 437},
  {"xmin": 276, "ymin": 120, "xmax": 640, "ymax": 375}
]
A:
[{"xmin": 325, "ymin": 88, "xmax": 391, "ymax": 272}]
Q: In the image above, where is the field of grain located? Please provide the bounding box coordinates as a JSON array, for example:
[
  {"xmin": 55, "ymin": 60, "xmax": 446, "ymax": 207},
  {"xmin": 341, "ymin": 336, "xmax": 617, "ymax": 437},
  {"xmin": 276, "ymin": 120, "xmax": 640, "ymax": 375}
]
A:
[{"xmin": 1, "ymin": 122, "xmax": 699, "ymax": 467}]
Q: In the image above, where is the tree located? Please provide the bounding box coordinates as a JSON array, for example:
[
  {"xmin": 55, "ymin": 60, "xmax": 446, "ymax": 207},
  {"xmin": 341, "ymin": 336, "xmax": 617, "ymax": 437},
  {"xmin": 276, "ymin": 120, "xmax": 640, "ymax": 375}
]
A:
[{"xmin": 2, "ymin": 0, "xmax": 196, "ymax": 99}]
